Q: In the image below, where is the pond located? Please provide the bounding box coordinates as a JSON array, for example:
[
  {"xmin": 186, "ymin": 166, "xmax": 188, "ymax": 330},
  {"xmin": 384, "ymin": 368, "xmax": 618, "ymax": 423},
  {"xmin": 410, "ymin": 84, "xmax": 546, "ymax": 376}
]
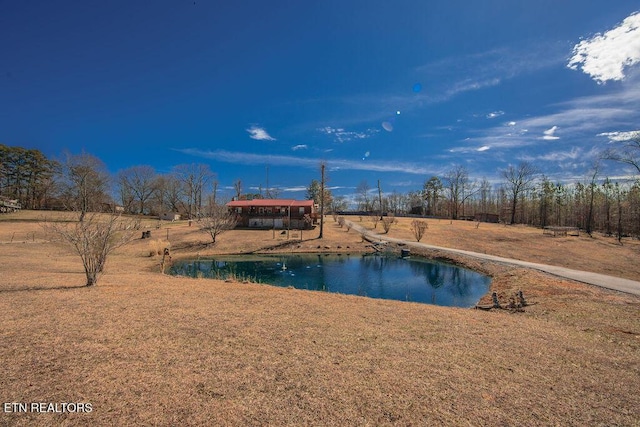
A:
[{"xmin": 170, "ymin": 253, "xmax": 491, "ymax": 308}]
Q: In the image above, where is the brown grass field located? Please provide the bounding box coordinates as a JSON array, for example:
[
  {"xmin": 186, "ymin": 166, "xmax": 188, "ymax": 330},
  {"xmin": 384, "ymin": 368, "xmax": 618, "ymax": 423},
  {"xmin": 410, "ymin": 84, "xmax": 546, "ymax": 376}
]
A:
[{"xmin": 1, "ymin": 211, "xmax": 639, "ymax": 426}]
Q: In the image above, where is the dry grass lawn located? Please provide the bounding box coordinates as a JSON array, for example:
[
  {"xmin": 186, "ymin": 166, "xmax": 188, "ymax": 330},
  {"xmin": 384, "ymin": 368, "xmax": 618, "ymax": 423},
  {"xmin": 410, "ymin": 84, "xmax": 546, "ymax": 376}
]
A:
[{"xmin": 0, "ymin": 211, "xmax": 639, "ymax": 426}]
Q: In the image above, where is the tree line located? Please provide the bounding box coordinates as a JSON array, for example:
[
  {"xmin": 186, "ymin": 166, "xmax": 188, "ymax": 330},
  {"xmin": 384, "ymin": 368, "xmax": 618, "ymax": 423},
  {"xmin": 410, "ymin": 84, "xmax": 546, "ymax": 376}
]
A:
[
  {"xmin": 3, "ymin": 133, "xmax": 640, "ymax": 239},
  {"xmin": 0, "ymin": 145, "xmax": 226, "ymax": 219},
  {"xmin": 348, "ymin": 160, "xmax": 639, "ymax": 240}
]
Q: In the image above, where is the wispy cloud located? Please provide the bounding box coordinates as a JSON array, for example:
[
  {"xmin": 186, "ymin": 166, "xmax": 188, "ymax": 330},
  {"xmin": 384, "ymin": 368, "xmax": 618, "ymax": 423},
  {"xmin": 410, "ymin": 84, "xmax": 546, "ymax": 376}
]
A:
[
  {"xmin": 291, "ymin": 144, "xmax": 308, "ymax": 151},
  {"xmin": 598, "ymin": 130, "xmax": 640, "ymax": 142},
  {"xmin": 246, "ymin": 125, "xmax": 276, "ymax": 141},
  {"xmin": 542, "ymin": 126, "xmax": 560, "ymax": 140},
  {"xmin": 317, "ymin": 126, "xmax": 379, "ymax": 143},
  {"xmin": 416, "ymin": 45, "xmax": 565, "ymax": 102},
  {"xmin": 177, "ymin": 148, "xmax": 437, "ymax": 175},
  {"xmin": 519, "ymin": 147, "xmax": 582, "ymax": 162},
  {"xmin": 568, "ymin": 11, "xmax": 640, "ymax": 84},
  {"xmin": 461, "ymin": 84, "xmax": 640, "ymax": 152},
  {"xmin": 486, "ymin": 111, "xmax": 505, "ymax": 119}
]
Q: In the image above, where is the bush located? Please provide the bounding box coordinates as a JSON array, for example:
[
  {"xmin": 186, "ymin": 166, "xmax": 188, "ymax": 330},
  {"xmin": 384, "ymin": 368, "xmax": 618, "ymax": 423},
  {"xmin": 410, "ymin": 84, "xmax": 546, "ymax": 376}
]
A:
[
  {"xmin": 382, "ymin": 215, "xmax": 395, "ymax": 234},
  {"xmin": 411, "ymin": 220, "xmax": 428, "ymax": 242}
]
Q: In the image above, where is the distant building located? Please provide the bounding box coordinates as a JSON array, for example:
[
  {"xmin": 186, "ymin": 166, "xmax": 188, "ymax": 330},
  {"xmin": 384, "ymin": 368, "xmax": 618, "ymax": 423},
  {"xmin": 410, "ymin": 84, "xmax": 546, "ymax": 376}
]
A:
[
  {"xmin": 0, "ymin": 197, "xmax": 21, "ymax": 213},
  {"xmin": 160, "ymin": 212, "xmax": 181, "ymax": 221},
  {"xmin": 226, "ymin": 199, "xmax": 317, "ymax": 229},
  {"xmin": 474, "ymin": 213, "xmax": 500, "ymax": 223}
]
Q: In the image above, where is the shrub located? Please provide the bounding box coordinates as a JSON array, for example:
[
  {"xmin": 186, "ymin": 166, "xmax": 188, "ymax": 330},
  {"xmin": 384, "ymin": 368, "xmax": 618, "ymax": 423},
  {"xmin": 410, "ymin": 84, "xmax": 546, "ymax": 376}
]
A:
[{"xmin": 411, "ymin": 219, "xmax": 428, "ymax": 242}]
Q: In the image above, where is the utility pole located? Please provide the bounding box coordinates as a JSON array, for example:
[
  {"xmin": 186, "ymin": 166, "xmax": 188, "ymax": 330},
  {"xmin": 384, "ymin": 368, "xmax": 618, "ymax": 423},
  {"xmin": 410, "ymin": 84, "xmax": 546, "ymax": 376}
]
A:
[
  {"xmin": 378, "ymin": 179, "xmax": 383, "ymax": 220},
  {"xmin": 319, "ymin": 162, "xmax": 325, "ymax": 239},
  {"xmin": 265, "ymin": 165, "xmax": 269, "ymax": 199}
]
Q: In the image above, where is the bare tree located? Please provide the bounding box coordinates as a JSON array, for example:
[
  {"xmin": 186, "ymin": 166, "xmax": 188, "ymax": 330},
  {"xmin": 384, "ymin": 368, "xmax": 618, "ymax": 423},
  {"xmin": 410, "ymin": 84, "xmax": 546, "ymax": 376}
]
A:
[
  {"xmin": 44, "ymin": 213, "xmax": 138, "ymax": 286},
  {"xmin": 59, "ymin": 152, "xmax": 111, "ymax": 222},
  {"xmin": 199, "ymin": 204, "xmax": 237, "ymax": 245},
  {"xmin": 443, "ymin": 165, "xmax": 478, "ymax": 220},
  {"xmin": 585, "ymin": 162, "xmax": 600, "ymax": 236},
  {"xmin": 381, "ymin": 214, "xmax": 395, "ymax": 233},
  {"xmin": 603, "ymin": 132, "xmax": 640, "ymax": 175},
  {"xmin": 174, "ymin": 163, "xmax": 214, "ymax": 219},
  {"xmin": 502, "ymin": 162, "xmax": 538, "ymax": 224},
  {"xmin": 424, "ymin": 176, "xmax": 443, "ymax": 216},
  {"xmin": 233, "ymin": 179, "xmax": 243, "ymax": 200},
  {"xmin": 356, "ymin": 180, "xmax": 371, "ymax": 212},
  {"xmin": 117, "ymin": 165, "xmax": 158, "ymax": 214},
  {"xmin": 411, "ymin": 220, "xmax": 428, "ymax": 242},
  {"xmin": 159, "ymin": 173, "xmax": 185, "ymax": 213}
]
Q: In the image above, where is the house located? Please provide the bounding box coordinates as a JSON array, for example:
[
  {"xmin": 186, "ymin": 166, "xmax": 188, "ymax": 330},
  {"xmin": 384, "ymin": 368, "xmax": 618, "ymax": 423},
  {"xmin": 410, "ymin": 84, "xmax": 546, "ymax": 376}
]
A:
[
  {"xmin": 226, "ymin": 199, "xmax": 317, "ymax": 229},
  {"xmin": 474, "ymin": 213, "xmax": 500, "ymax": 223},
  {"xmin": 160, "ymin": 212, "xmax": 181, "ymax": 221},
  {"xmin": 0, "ymin": 197, "xmax": 21, "ymax": 213}
]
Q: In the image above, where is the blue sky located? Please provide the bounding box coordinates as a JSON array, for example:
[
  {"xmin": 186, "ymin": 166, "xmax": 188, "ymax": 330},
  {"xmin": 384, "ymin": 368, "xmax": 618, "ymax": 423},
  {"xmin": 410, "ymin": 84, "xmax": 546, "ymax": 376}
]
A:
[{"xmin": 2, "ymin": 1, "xmax": 640, "ymax": 200}]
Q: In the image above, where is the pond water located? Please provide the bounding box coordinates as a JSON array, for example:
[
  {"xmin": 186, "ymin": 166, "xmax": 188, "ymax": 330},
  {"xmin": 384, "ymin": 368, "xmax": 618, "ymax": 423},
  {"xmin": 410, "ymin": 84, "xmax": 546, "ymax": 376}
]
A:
[{"xmin": 170, "ymin": 254, "xmax": 491, "ymax": 308}]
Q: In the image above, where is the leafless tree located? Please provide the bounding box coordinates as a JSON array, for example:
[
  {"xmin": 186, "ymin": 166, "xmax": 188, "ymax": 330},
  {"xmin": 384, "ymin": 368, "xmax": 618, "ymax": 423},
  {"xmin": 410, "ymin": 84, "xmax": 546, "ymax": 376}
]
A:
[
  {"xmin": 585, "ymin": 162, "xmax": 600, "ymax": 236},
  {"xmin": 59, "ymin": 152, "xmax": 111, "ymax": 222},
  {"xmin": 199, "ymin": 204, "xmax": 237, "ymax": 245},
  {"xmin": 43, "ymin": 213, "xmax": 138, "ymax": 286},
  {"xmin": 356, "ymin": 180, "xmax": 371, "ymax": 212},
  {"xmin": 381, "ymin": 214, "xmax": 395, "ymax": 234},
  {"xmin": 117, "ymin": 165, "xmax": 158, "ymax": 214},
  {"xmin": 174, "ymin": 163, "xmax": 214, "ymax": 219},
  {"xmin": 502, "ymin": 161, "xmax": 538, "ymax": 224},
  {"xmin": 443, "ymin": 165, "xmax": 478, "ymax": 220},
  {"xmin": 233, "ymin": 179, "xmax": 243, "ymax": 200},
  {"xmin": 423, "ymin": 176, "xmax": 443, "ymax": 216},
  {"xmin": 411, "ymin": 220, "xmax": 428, "ymax": 242},
  {"xmin": 603, "ymin": 131, "xmax": 640, "ymax": 175},
  {"xmin": 159, "ymin": 173, "xmax": 185, "ymax": 213}
]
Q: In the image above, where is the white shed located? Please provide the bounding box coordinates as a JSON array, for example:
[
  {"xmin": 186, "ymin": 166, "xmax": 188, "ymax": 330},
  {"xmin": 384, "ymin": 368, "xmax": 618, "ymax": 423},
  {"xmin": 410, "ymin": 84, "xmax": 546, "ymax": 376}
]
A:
[{"xmin": 160, "ymin": 212, "xmax": 181, "ymax": 221}]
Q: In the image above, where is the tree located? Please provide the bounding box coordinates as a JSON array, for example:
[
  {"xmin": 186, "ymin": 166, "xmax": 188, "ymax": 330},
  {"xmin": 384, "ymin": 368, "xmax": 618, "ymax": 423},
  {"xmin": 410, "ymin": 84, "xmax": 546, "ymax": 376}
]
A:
[
  {"xmin": 306, "ymin": 180, "xmax": 332, "ymax": 211},
  {"xmin": 443, "ymin": 165, "xmax": 477, "ymax": 220},
  {"xmin": 44, "ymin": 213, "xmax": 137, "ymax": 286},
  {"xmin": 233, "ymin": 179, "xmax": 243, "ymax": 200},
  {"xmin": 330, "ymin": 195, "xmax": 348, "ymax": 213},
  {"xmin": 423, "ymin": 176, "xmax": 442, "ymax": 216},
  {"xmin": 386, "ymin": 191, "xmax": 406, "ymax": 215},
  {"xmin": 411, "ymin": 219, "xmax": 428, "ymax": 242},
  {"xmin": 117, "ymin": 165, "xmax": 158, "ymax": 214},
  {"xmin": 59, "ymin": 152, "xmax": 111, "ymax": 222},
  {"xmin": 381, "ymin": 214, "xmax": 395, "ymax": 233},
  {"xmin": 356, "ymin": 180, "xmax": 371, "ymax": 212},
  {"xmin": 502, "ymin": 161, "xmax": 537, "ymax": 224},
  {"xmin": 585, "ymin": 162, "xmax": 600, "ymax": 236},
  {"xmin": 173, "ymin": 163, "xmax": 214, "ymax": 219},
  {"xmin": 307, "ymin": 166, "xmax": 333, "ymax": 239},
  {"xmin": 603, "ymin": 131, "xmax": 640, "ymax": 175},
  {"xmin": 0, "ymin": 144, "xmax": 58, "ymax": 209},
  {"xmin": 199, "ymin": 204, "xmax": 237, "ymax": 244}
]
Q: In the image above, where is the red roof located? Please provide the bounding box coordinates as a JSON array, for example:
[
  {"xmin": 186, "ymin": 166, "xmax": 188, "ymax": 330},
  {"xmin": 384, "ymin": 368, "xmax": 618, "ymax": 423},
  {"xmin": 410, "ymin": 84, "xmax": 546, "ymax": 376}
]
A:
[{"xmin": 226, "ymin": 199, "xmax": 314, "ymax": 207}]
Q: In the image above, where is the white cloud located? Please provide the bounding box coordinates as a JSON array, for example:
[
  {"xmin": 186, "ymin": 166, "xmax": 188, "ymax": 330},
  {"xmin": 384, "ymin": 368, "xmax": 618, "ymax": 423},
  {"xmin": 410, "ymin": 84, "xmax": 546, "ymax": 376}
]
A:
[
  {"xmin": 317, "ymin": 126, "xmax": 378, "ymax": 143},
  {"xmin": 177, "ymin": 148, "xmax": 437, "ymax": 175},
  {"xmin": 486, "ymin": 111, "xmax": 504, "ymax": 119},
  {"xmin": 477, "ymin": 146, "xmax": 491, "ymax": 152},
  {"xmin": 598, "ymin": 130, "xmax": 640, "ymax": 142},
  {"xmin": 542, "ymin": 125, "xmax": 560, "ymax": 140},
  {"xmin": 506, "ymin": 121, "xmax": 517, "ymax": 126},
  {"xmin": 416, "ymin": 46, "xmax": 565, "ymax": 102},
  {"xmin": 291, "ymin": 144, "xmax": 308, "ymax": 151},
  {"xmin": 520, "ymin": 147, "xmax": 582, "ymax": 162},
  {"xmin": 568, "ymin": 12, "xmax": 640, "ymax": 83},
  {"xmin": 246, "ymin": 125, "xmax": 276, "ymax": 141}
]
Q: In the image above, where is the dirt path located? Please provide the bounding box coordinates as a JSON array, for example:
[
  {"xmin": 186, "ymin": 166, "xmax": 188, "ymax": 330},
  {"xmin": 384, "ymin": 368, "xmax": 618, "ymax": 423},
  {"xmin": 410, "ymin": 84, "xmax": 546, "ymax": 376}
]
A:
[{"xmin": 348, "ymin": 221, "xmax": 640, "ymax": 297}]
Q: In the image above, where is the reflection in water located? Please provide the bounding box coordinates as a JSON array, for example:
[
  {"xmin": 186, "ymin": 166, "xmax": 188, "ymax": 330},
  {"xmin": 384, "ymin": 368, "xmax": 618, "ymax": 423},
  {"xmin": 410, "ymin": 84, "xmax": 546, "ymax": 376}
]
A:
[{"xmin": 170, "ymin": 254, "xmax": 491, "ymax": 308}]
